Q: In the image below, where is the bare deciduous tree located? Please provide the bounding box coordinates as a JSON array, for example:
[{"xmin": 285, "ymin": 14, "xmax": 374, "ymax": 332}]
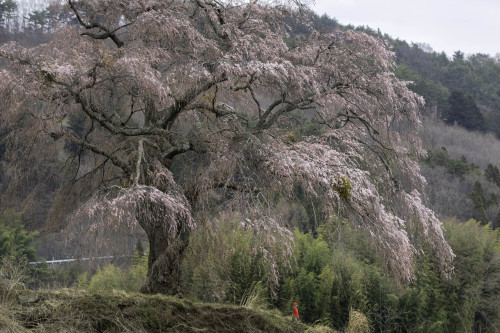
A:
[{"xmin": 0, "ymin": 0, "xmax": 453, "ymax": 294}]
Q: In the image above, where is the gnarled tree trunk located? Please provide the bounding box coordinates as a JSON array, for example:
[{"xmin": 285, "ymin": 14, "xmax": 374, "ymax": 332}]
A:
[
  {"xmin": 133, "ymin": 173, "xmax": 194, "ymax": 295},
  {"xmin": 140, "ymin": 218, "xmax": 190, "ymax": 294}
]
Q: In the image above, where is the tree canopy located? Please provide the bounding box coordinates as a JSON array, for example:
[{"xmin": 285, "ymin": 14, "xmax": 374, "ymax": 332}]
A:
[{"xmin": 0, "ymin": 0, "xmax": 453, "ymax": 293}]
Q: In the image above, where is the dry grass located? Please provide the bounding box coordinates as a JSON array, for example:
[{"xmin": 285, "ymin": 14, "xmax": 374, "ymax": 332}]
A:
[
  {"xmin": 0, "ymin": 289, "xmax": 305, "ymax": 332},
  {"xmin": 305, "ymin": 325, "xmax": 339, "ymax": 333},
  {"xmin": 0, "ymin": 310, "xmax": 30, "ymax": 333},
  {"xmin": 0, "ymin": 256, "xmax": 30, "ymax": 304},
  {"xmin": 240, "ymin": 282, "xmax": 269, "ymax": 311}
]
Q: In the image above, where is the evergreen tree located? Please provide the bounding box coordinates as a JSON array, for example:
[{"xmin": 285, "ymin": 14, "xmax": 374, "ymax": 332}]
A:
[
  {"xmin": 444, "ymin": 90, "xmax": 485, "ymax": 131},
  {"xmin": 485, "ymin": 163, "xmax": 500, "ymax": 187},
  {"xmin": 0, "ymin": 0, "xmax": 16, "ymax": 30},
  {"xmin": 425, "ymin": 147, "xmax": 450, "ymax": 168},
  {"xmin": 450, "ymin": 155, "xmax": 469, "ymax": 177},
  {"xmin": 494, "ymin": 211, "xmax": 500, "ymax": 230},
  {"xmin": 486, "ymin": 193, "xmax": 498, "ymax": 208},
  {"xmin": 470, "ymin": 181, "xmax": 487, "ymax": 224},
  {"xmin": 26, "ymin": 10, "xmax": 48, "ymax": 32},
  {"xmin": 0, "ymin": 0, "xmax": 17, "ymax": 20}
]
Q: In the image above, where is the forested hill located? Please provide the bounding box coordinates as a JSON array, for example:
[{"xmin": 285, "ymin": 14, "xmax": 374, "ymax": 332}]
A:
[{"xmin": 394, "ymin": 42, "xmax": 500, "ymax": 134}]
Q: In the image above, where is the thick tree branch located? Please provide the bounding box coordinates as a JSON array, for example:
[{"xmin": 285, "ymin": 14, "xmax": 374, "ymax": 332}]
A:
[
  {"xmin": 256, "ymin": 95, "xmax": 315, "ymax": 130},
  {"xmin": 72, "ymin": 90, "xmax": 170, "ymax": 137},
  {"xmin": 193, "ymin": 0, "xmax": 229, "ymax": 41},
  {"xmin": 186, "ymin": 101, "xmax": 235, "ymax": 118},
  {"xmin": 68, "ymin": 0, "xmax": 131, "ymax": 48},
  {"xmin": 162, "ymin": 143, "xmax": 192, "ymax": 161},
  {"xmin": 160, "ymin": 76, "xmax": 226, "ymax": 129}
]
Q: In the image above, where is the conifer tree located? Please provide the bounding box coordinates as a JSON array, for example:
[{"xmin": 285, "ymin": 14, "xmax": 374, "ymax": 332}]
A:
[
  {"xmin": 485, "ymin": 163, "xmax": 500, "ymax": 187},
  {"xmin": 470, "ymin": 181, "xmax": 487, "ymax": 224},
  {"xmin": 0, "ymin": 0, "xmax": 17, "ymax": 27},
  {"xmin": 444, "ymin": 90, "xmax": 485, "ymax": 131},
  {"xmin": 487, "ymin": 193, "xmax": 498, "ymax": 208}
]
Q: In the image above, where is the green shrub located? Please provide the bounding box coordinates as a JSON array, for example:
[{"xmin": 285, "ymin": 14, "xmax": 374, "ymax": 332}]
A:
[
  {"xmin": 279, "ymin": 229, "xmax": 375, "ymax": 327},
  {"xmin": 0, "ymin": 210, "xmax": 38, "ymax": 261},
  {"xmin": 125, "ymin": 251, "xmax": 148, "ymax": 292},
  {"xmin": 88, "ymin": 264, "xmax": 123, "ymax": 291},
  {"xmin": 82, "ymin": 251, "xmax": 148, "ymax": 292},
  {"xmin": 77, "ymin": 271, "xmax": 89, "ymax": 289}
]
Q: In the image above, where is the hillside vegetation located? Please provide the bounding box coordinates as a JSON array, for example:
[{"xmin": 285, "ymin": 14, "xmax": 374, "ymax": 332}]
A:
[
  {"xmin": 421, "ymin": 114, "xmax": 500, "ymax": 226},
  {"xmin": 2, "ymin": 215, "xmax": 498, "ymax": 332}
]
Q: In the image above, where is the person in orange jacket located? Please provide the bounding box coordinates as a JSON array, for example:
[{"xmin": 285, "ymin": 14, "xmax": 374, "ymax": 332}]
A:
[{"xmin": 291, "ymin": 302, "xmax": 299, "ymax": 322}]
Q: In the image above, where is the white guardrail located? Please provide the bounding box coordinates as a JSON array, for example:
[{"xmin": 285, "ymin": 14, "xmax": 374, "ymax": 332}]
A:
[{"xmin": 28, "ymin": 255, "xmax": 131, "ymax": 265}]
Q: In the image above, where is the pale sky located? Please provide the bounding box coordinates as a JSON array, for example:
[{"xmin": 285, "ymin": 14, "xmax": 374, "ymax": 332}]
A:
[{"xmin": 311, "ymin": 0, "xmax": 500, "ymax": 57}]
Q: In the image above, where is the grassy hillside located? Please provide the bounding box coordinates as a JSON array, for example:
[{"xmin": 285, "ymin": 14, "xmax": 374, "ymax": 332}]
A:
[{"xmin": 0, "ymin": 289, "xmax": 326, "ymax": 333}]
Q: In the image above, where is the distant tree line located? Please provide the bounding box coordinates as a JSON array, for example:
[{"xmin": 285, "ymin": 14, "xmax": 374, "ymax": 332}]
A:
[
  {"xmin": 0, "ymin": 0, "xmax": 74, "ymax": 46},
  {"xmin": 393, "ymin": 41, "xmax": 500, "ymax": 136}
]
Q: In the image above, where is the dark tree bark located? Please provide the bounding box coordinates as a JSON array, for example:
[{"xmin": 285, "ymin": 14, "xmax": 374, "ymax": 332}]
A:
[{"xmin": 139, "ymin": 217, "xmax": 190, "ymax": 294}]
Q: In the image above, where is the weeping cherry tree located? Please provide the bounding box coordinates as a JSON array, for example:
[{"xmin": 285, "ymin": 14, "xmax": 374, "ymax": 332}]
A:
[{"xmin": 0, "ymin": 0, "xmax": 454, "ymax": 294}]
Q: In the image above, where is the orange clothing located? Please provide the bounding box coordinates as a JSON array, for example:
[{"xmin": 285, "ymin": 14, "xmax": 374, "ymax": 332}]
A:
[{"xmin": 292, "ymin": 305, "xmax": 299, "ymax": 319}]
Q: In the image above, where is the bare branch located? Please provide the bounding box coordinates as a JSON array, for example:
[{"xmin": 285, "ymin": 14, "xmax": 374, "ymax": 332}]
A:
[{"xmin": 62, "ymin": 130, "xmax": 131, "ymax": 177}]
